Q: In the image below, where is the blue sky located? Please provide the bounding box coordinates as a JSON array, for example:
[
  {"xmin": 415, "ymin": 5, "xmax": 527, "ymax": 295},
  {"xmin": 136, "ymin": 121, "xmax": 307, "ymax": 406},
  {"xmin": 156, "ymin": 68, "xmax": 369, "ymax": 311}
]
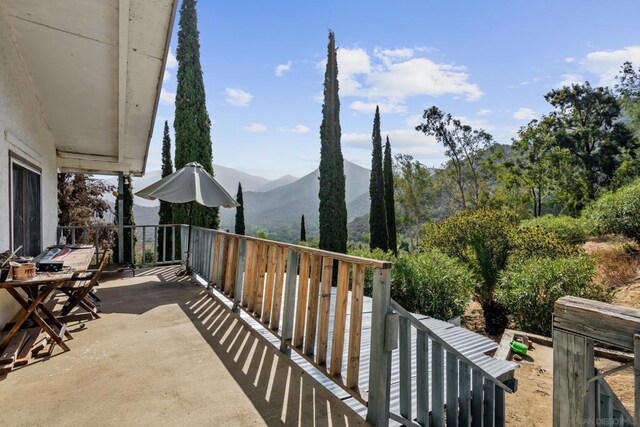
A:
[{"xmin": 148, "ymin": 0, "xmax": 640, "ymax": 179}]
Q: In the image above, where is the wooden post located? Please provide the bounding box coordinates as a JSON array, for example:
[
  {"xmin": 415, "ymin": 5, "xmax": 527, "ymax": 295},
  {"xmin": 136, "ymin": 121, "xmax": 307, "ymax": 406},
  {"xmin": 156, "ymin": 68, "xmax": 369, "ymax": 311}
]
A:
[
  {"xmin": 552, "ymin": 329, "xmax": 595, "ymax": 426},
  {"xmin": 635, "ymin": 334, "xmax": 639, "ymax": 427},
  {"xmin": 280, "ymin": 249, "xmax": 299, "ymax": 354},
  {"xmin": 215, "ymin": 234, "xmax": 226, "ymax": 289},
  {"xmin": 232, "ymin": 239, "xmax": 246, "ymax": 313},
  {"xmin": 416, "ymin": 329, "xmax": 430, "ymax": 426},
  {"xmin": 366, "ymin": 267, "xmax": 392, "ymax": 427},
  {"xmin": 399, "ymin": 316, "xmax": 411, "ymax": 421}
]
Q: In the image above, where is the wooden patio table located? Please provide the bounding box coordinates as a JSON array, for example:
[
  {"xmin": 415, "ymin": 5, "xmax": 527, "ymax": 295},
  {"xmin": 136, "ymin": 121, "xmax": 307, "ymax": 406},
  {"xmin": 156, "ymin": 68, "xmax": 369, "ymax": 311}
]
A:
[{"xmin": 0, "ymin": 246, "xmax": 95, "ymax": 353}]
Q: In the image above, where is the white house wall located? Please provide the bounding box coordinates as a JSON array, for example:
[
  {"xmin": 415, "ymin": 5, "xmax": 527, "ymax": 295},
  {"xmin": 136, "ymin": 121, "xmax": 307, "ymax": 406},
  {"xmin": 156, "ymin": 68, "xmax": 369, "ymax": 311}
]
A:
[{"xmin": 0, "ymin": 12, "xmax": 58, "ymax": 327}]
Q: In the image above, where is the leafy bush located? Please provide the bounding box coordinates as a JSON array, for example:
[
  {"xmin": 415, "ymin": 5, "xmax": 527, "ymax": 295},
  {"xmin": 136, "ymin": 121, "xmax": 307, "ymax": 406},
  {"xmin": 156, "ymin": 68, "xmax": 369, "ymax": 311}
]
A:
[
  {"xmin": 520, "ymin": 215, "xmax": 590, "ymax": 245},
  {"xmin": 391, "ymin": 249, "xmax": 474, "ymax": 320},
  {"xmin": 498, "ymin": 256, "xmax": 611, "ymax": 336},
  {"xmin": 423, "ymin": 208, "xmax": 516, "ymax": 306},
  {"xmin": 510, "ymin": 226, "xmax": 579, "ymax": 262},
  {"xmin": 584, "ymin": 179, "xmax": 640, "ymax": 243},
  {"xmin": 347, "ymin": 247, "xmax": 395, "ymax": 296}
]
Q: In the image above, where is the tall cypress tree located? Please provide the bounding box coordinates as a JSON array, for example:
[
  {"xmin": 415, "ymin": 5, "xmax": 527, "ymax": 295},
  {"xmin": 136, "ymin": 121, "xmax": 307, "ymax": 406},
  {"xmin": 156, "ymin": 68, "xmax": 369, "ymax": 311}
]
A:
[
  {"xmin": 113, "ymin": 175, "xmax": 136, "ymax": 264},
  {"xmin": 300, "ymin": 215, "xmax": 306, "ymax": 242},
  {"xmin": 383, "ymin": 136, "xmax": 397, "ymax": 255},
  {"xmin": 235, "ymin": 182, "xmax": 245, "ymax": 235},
  {"xmin": 318, "ymin": 31, "xmax": 347, "ymax": 254},
  {"xmin": 173, "ymin": 0, "xmax": 218, "ymax": 229},
  {"xmin": 369, "ymin": 106, "xmax": 388, "ymax": 251},
  {"xmin": 158, "ymin": 121, "xmax": 173, "ymax": 261}
]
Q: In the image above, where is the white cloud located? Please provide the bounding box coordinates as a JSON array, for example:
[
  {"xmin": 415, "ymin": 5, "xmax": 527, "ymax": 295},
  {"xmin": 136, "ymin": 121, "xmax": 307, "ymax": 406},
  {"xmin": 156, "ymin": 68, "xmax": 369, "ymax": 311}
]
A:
[
  {"xmin": 477, "ymin": 109, "xmax": 492, "ymax": 116},
  {"xmin": 160, "ymin": 88, "xmax": 175, "ymax": 104},
  {"xmin": 557, "ymin": 73, "xmax": 585, "ymax": 87},
  {"xmin": 582, "ymin": 45, "xmax": 640, "ymax": 86},
  {"xmin": 565, "ymin": 57, "xmax": 577, "ymax": 64},
  {"xmin": 513, "ymin": 108, "xmax": 537, "ymax": 121},
  {"xmin": 166, "ymin": 49, "xmax": 177, "ymax": 69},
  {"xmin": 275, "ymin": 60, "xmax": 292, "ymax": 77},
  {"xmin": 244, "ymin": 122, "xmax": 267, "ymax": 132},
  {"xmin": 374, "ymin": 47, "xmax": 415, "ymax": 65},
  {"xmin": 225, "ymin": 88, "xmax": 253, "ymax": 107},
  {"xmin": 350, "ymin": 101, "xmax": 407, "ymax": 114},
  {"xmin": 163, "ymin": 70, "xmax": 171, "ymax": 83},
  {"xmin": 278, "ymin": 124, "xmax": 310, "ymax": 134},
  {"xmin": 343, "ymin": 128, "xmax": 444, "ymax": 161}
]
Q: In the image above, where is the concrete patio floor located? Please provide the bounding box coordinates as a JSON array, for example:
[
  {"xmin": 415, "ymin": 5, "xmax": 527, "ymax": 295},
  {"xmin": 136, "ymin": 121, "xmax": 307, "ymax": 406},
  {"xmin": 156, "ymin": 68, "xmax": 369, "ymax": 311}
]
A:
[{"xmin": 0, "ymin": 267, "xmax": 366, "ymax": 426}]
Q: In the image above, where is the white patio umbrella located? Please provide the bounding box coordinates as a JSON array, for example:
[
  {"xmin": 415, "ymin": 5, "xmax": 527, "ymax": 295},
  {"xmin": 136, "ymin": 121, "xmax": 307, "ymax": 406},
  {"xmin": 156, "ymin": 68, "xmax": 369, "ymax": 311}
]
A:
[{"xmin": 135, "ymin": 162, "xmax": 239, "ymax": 274}]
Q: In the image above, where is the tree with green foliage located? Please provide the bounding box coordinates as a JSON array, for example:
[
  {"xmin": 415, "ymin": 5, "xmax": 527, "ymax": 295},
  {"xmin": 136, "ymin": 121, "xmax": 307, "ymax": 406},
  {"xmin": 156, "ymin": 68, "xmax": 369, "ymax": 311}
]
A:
[
  {"xmin": 158, "ymin": 121, "xmax": 173, "ymax": 261},
  {"xmin": 318, "ymin": 31, "xmax": 347, "ymax": 254},
  {"xmin": 394, "ymin": 154, "xmax": 436, "ymax": 250},
  {"xmin": 235, "ymin": 182, "xmax": 245, "ymax": 235},
  {"xmin": 173, "ymin": 0, "xmax": 218, "ymax": 229},
  {"xmin": 416, "ymin": 106, "xmax": 493, "ymax": 210},
  {"xmin": 383, "ymin": 136, "xmax": 397, "ymax": 255},
  {"xmin": 503, "ymin": 118, "xmax": 558, "ymax": 217},
  {"xmin": 57, "ymin": 173, "xmax": 113, "ymax": 227},
  {"xmin": 300, "ymin": 215, "xmax": 306, "ymax": 242},
  {"xmin": 113, "ymin": 175, "xmax": 136, "ymax": 264},
  {"xmin": 369, "ymin": 106, "xmax": 388, "ymax": 251},
  {"xmin": 616, "ymin": 61, "xmax": 640, "ymax": 136},
  {"xmin": 544, "ymin": 82, "xmax": 636, "ymax": 208}
]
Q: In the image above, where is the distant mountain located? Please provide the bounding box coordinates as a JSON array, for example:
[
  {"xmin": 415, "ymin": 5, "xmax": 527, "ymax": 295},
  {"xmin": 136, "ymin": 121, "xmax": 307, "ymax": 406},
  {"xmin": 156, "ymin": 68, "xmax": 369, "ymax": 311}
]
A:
[
  {"xmin": 219, "ymin": 160, "xmax": 371, "ymax": 235},
  {"xmin": 255, "ymin": 175, "xmax": 298, "ymax": 192},
  {"xmin": 212, "ymin": 164, "xmax": 270, "ymax": 193}
]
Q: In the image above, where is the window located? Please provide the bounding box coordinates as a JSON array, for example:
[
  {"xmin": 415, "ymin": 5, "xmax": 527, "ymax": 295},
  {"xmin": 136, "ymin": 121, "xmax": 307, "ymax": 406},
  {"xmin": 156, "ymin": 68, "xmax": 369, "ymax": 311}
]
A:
[{"xmin": 10, "ymin": 155, "xmax": 42, "ymax": 256}]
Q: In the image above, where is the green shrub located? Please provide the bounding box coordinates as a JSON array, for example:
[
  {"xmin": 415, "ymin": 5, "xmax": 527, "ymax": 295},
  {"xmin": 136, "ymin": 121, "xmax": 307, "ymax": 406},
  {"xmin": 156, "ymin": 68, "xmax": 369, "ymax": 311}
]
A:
[
  {"xmin": 584, "ymin": 179, "xmax": 640, "ymax": 243},
  {"xmin": 391, "ymin": 249, "xmax": 474, "ymax": 320},
  {"xmin": 520, "ymin": 215, "xmax": 590, "ymax": 245},
  {"xmin": 498, "ymin": 256, "xmax": 611, "ymax": 336},
  {"xmin": 423, "ymin": 208, "xmax": 516, "ymax": 306},
  {"xmin": 347, "ymin": 248, "xmax": 395, "ymax": 297},
  {"xmin": 510, "ymin": 226, "xmax": 579, "ymax": 262}
]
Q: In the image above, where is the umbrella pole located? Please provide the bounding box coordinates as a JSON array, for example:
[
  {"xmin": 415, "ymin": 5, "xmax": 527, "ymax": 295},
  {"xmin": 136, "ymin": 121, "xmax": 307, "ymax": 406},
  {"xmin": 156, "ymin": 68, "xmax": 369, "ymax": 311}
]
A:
[{"xmin": 179, "ymin": 202, "xmax": 193, "ymax": 276}]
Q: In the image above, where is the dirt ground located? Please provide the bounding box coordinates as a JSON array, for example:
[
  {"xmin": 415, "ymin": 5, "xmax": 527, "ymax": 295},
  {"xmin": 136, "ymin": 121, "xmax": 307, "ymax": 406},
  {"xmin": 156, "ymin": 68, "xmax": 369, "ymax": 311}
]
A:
[
  {"xmin": 465, "ymin": 237, "xmax": 639, "ymax": 426},
  {"xmin": 504, "ymin": 342, "xmax": 635, "ymax": 426}
]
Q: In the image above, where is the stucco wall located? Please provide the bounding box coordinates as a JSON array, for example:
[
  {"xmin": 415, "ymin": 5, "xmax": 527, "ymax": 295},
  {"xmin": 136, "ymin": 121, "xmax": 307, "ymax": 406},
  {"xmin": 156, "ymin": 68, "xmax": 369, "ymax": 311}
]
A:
[{"xmin": 0, "ymin": 14, "xmax": 58, "ymax": 327}]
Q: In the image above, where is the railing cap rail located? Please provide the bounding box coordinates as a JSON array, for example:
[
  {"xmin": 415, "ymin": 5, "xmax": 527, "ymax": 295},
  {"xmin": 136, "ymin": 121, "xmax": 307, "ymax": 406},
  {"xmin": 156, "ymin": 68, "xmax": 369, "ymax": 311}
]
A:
[{"xmin": 189, "ymin": 226, "xmax": 392, "ymax": 269}]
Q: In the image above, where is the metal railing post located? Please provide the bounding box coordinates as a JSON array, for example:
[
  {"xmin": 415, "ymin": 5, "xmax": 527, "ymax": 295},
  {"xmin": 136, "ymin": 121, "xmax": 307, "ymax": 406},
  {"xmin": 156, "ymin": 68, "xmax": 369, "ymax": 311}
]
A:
[{"xmin": 366, "ymin": 266, "xmax": 393, "ymax": 426}]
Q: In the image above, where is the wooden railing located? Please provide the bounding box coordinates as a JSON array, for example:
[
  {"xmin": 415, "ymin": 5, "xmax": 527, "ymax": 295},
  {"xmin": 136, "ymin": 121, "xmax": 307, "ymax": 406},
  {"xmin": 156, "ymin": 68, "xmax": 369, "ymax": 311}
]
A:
[
  {"xmin": 57, "ymin": 224, "xmax": 182, "ymax": 266},
  {"xmin": 184, "ymin": 226, "xmax": 513, "ymax": 426},
  {"xmin": 391, "ymin": 300, "xmax": 510, "ymax": 426},
  {"xmin": 553, "ymin": 296, "xmax": 639, "ymax": 427}
]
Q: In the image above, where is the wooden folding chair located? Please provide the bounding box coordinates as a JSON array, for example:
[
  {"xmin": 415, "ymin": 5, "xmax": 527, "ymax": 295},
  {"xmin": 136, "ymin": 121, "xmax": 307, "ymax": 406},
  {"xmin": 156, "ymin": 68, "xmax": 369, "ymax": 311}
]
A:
[{"xmin": 57, "ymin": 250, "xmax": 110, "ymax": 322}]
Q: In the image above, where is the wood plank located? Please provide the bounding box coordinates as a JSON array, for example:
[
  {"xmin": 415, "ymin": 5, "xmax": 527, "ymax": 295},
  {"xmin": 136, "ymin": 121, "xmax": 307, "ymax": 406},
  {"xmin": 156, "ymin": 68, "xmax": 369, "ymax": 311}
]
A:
[
  {"xmin": 242, "ymin": 241, "xmax": 255, "ymax": 308},
  {"xmin": 483, "ymin": 379, "xmax": 495, "ymax": 427},
  {"xmin": 233, "ymin": 239, "xmax": 246, "ymax": 309},
  {"xmin": 205, "ymin": 230, "xmax": 391, "ymax": 269},
  {"xmin": 14, "ymin": 328, "xmax": 39, "ymax": 367},
  {"xmin": 0, "ymin": 330, "xmax": 27, "ymax": 364},
  {"xmin": 554, "ymin": 296, "xmax": 640, "ymax": 350},
  {"xmin": 365, "ymin": 267, "xmax": 392, "ymax": 426},
  {"xmin": 399, "ymin": 316, "xmax": 411, "ymax": 421},
  {"xmin": 223, "ymin": 237, "xmax": 236, "ymax": 295},
  {"xmin": 495, "ymin": 387, "xmax": 505, "ymax": 427},
  {"xmin": 269, "ymin": 246, "xmax": 287, "ymax": 331},
  {"xmin": 459, "ymin": 361, "xmax": 471, "ymax": 427},
  {"xmin": 280, "ymin": 250, "xmax": 300, "ymax": 352},
  {"xmin": 304, "ymin": 254, "xmax": 322, "ymax": 356},
  {"xmin": 252, "ymin": 242, "xmax": 268, "ymax": 318},
  {"xmin": 472, "ymin": 369, "xmax": 483, "ymax": 427},
  {"xmin": 329, "ymin": 261, "xmax": 350, "ymax": 377},
  {"xmin": 346, "ymin": 263, "xmax": 365, "ymax": 389},
  {"xmin": 261, "ymin": 245, "xmax": 277, "ymax": 324},
  {"xmin": 635, "ymin": 334, "xmax": 639, "ymax": 427},
  {"xmin": 293, "ymin": 252, "xmax": 310, "ymax": 348},
  {"xmin": 211, "ymin": 234, "xmax": 221, "ymax": 285},
  {"xmin": 432, "ymin": 341, "xmax": 444, "ymax": 427},
  {"xmin": 416, "ymin": 329, "xmax": 430, "ymax": 426},
  {"xmin": 315, "ymin": 257, "xmax": 334, "ymax": 366},
  {"xmin": 446, "ymin": 351, "xmax": 459, "ymax": 427}
]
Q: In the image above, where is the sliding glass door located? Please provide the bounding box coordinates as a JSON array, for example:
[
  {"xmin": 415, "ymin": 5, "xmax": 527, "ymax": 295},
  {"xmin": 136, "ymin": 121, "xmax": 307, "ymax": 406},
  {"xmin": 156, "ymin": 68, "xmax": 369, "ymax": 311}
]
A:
[{"xmin": 11, "ymin": 156, "xmax": 42, "ymax": 256}]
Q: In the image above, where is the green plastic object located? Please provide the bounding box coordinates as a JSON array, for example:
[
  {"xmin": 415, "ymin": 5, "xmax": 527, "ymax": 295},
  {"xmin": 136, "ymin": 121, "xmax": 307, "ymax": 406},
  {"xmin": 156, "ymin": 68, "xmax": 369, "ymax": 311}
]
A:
[{"xmin": 510, "ymin": 340, "xmax": 528, "ymax": 356}]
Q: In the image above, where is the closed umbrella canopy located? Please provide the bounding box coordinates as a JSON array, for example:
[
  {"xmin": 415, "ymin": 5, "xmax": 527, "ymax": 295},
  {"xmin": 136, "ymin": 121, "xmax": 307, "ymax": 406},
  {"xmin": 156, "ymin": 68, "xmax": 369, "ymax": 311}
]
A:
[{"xmin": 135, "ymin": 162, "xmax": 238, "ymax": 208}]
